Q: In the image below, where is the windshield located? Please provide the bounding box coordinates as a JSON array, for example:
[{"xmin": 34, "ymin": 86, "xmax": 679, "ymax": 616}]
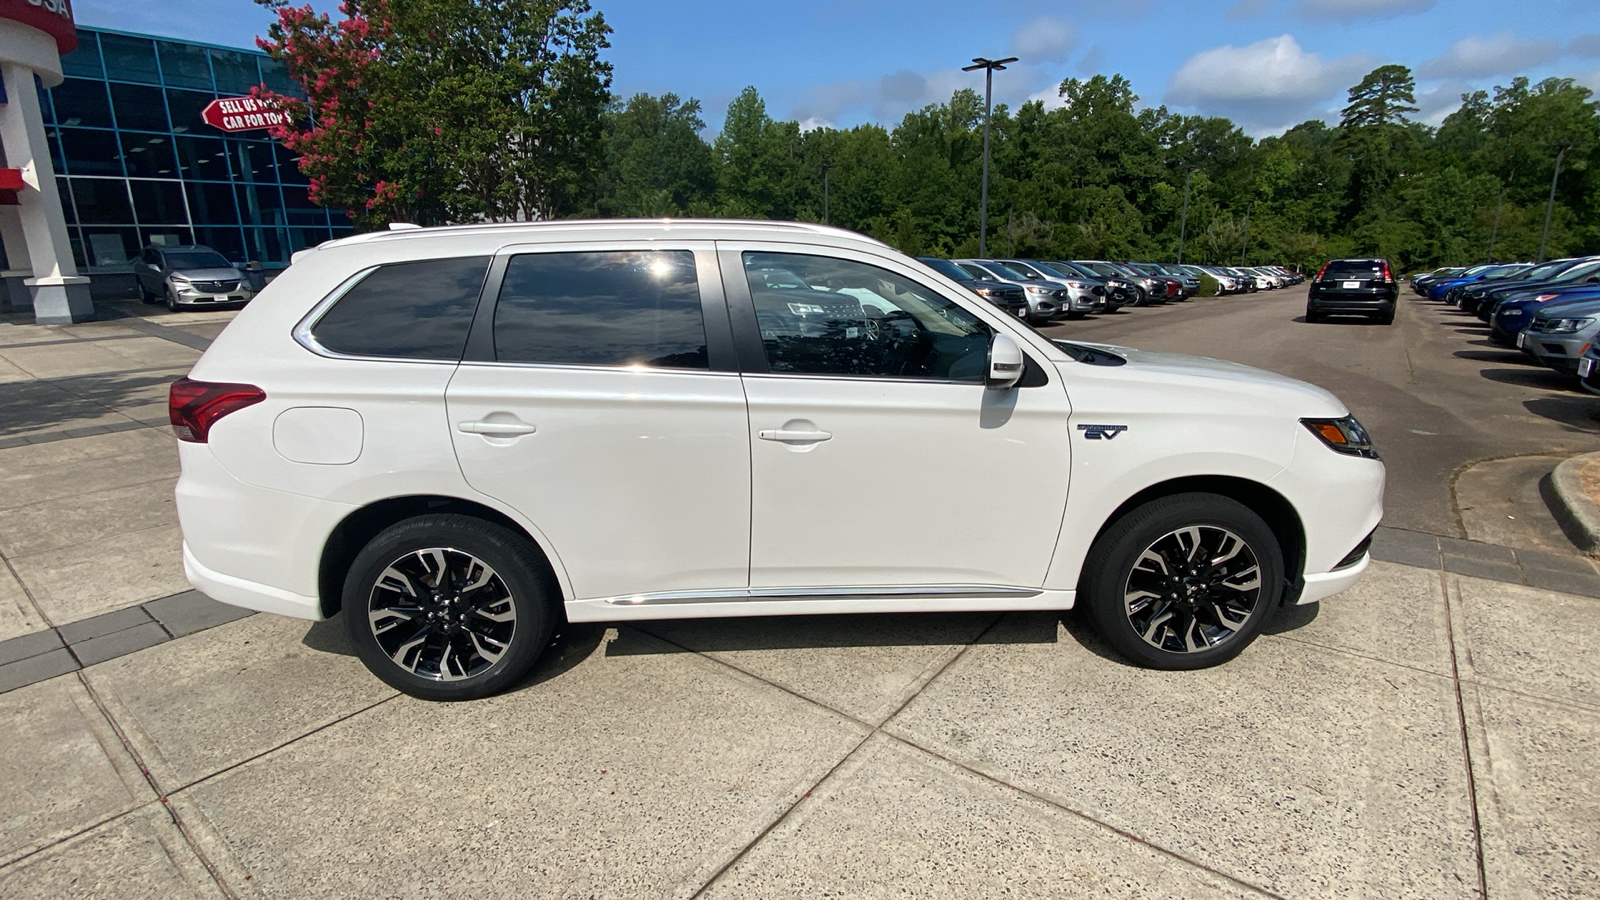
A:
[
  {"xmin": 1052, "ymin": 261, "xmax": 1100, "ymax": 280},
  {"xmin": 981, "ymin": 261, "xmax": 1030, "ymax": 280},
  {"xmin": 1002, "ymin": 261, "xmax": 1050, "ymax": 280},
  {"xmin": 1028, "ymin": 262, "xmax": 1074, "ymax": 279},
  {"xmin": 165, "ymin": 250, "xmax": 231, "ymax": 270},
  {"xmin": 1483, "ymin": 265, "xmax": 1529, "ymax": 280},
  {"xmin": 917, "ymin": 257, "xmax": 971, "ymax": 282},
  {"xmin": 1554, "ymin": 260, "xmax": 1600, "ymax": 283},
  {"xmin": 1521, "ymin": 261, "xmax": 1570, "ymax": 280}
]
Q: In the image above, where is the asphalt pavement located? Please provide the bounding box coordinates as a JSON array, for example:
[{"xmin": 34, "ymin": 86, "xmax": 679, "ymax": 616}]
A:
[{"xmin": 1039, "ymin": 287, "xmax": 1600, "ymax": 542}]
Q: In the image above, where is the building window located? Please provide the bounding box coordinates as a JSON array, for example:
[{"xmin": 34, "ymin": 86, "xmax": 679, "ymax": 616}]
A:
[
  {"xmin": 209, "ymin": 49, "xmax": 261, "ymax": 96},
  {"xmin": 50, "ymin": 79, "xmax": 114, "ymax": 129},
  {"xmin": 119, "ymin": 133, "xmax": 179, "ymax": 178},
  {"xmin": 174, "ymin": 135, "xmax": 228, "ymax": 179},
  {"xmin": 98, "ymin": 33, "xmax": 162, "ymax": 85},
  {"xmin": 81, "ymin": 227, "xmax": 141, "ymax": 267},
  {"xmin": 156, "ymin": 41, "xmax": 213, "ymax": 91},
  {"xmin": 69, "ymin": 178, "xmax": 135, "ymax": 224},
  {"xmin": 59, "ymin": 129, "xmax": 124, "ymax": 177},
  {"xmin": 60, "ymin": 32, "xmax": 104, "ymax": 80},
  {"xmin": 110, "ymin": 83, "xmax": 169, "ymax": 132},
  {"xmin": 129, "ymin": 181, "xmax": 188, "ymax": 226}
]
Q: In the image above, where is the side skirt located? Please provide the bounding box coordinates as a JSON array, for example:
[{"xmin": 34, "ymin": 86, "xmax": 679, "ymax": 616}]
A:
[{"xmin": 564, "ymin": 585, "xmax": 1076, "ymax": 623}]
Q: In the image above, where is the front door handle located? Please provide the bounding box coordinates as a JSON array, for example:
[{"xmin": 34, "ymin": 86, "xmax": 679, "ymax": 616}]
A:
[
  {"xmin": 458, "ymin": 420, "xmax": 537, "ymax": 436},
  {"xmin": 758, "ymin": 428, "xmax": 832, "ymax": 444}
]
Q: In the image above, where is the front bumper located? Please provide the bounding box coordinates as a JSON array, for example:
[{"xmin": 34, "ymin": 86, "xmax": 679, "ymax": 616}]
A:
[
  {"xmin": 1526, "ymin": 332, "xmax": 1589, "ymax": 373},
  {"xmin": 173, "ymin": 285, "xmax": 253, "ymax": 305}
]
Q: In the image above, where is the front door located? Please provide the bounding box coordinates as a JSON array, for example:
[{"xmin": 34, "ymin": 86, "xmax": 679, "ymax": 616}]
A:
[
  {"xmin": 446, "ymin": 243, "xmax": 750, "ymax": 603},
  {"xmin": 723, "ymin": 245, "xmax": 1073, "ymax": 591}
]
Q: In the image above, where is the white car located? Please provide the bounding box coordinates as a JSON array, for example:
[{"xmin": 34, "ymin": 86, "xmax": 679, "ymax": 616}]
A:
[{"xmin": 173, "ymin": 219, "xmax": 1385, "ymax": 701}]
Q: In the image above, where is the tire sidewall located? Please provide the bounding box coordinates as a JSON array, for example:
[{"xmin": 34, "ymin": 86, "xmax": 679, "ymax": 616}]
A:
[
  {"xmin": 1081, "ymin": 494, "xmax": 1283, "ymax": 670},
  {"xmin": 342, "ymin": 515, "xmax": 553, "ymax": 701}
]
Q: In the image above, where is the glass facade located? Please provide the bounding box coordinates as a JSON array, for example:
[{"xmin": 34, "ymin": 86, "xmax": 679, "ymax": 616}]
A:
[{"xmin": 44, "ymin": 27, "xmax": 352, "ymax": 273}]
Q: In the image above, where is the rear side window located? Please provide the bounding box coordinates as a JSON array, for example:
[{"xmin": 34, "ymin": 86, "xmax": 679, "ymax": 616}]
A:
[
  {"xmin": 493, "ymin": 250, "xmax": 708, "ymax": 369},
  {"xmin": 311, "ymin": 256, "xmax": 490, "ymax": 360},
  {"xmin": 1323, "ymin": 260, "xmax": 1384, "ymax": 280}
]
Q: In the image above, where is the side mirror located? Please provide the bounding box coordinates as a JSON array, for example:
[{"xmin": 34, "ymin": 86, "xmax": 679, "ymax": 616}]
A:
[{"xmin": 986, "ymin": 333, "xmax": 1025, "ymax": 390}]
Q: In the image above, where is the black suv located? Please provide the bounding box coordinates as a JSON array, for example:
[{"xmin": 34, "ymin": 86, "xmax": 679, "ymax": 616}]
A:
[
  {"xmin": 915, "ymin": 256, "xmax": 1029, "ymax": 319},
  {"xmin": 1306, "ymin": 259, "xmax": 1398, "ymax": 325}
]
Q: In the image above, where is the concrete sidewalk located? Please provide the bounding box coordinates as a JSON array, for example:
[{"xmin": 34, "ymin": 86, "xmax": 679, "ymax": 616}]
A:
[{"xmin": 0, "ymin": 559, "xmax": 1595, "ymax": 898}]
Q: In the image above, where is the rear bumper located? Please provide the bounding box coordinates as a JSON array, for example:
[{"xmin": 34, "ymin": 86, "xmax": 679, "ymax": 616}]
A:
[{"xmin": 184, "ymin": 542, "xmax": 322, "ymax": 620}]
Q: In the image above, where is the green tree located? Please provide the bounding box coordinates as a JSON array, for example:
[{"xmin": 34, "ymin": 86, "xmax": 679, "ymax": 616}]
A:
[
  {"xmin": 595, "ymin": 93, "xmax": 715, "ymax": 216},
  {"xmin": 254, "ymin": 0, "xmax": 613, "ymax": 228}
]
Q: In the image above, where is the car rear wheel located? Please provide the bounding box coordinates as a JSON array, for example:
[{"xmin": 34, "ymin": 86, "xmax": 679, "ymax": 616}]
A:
[
  {"xmin": 343, "ymin": 514, "xmax": 555, "ymax": 701},
  {"xmin": 1080, "ymin": 493, "xmax": 1282, "ymax": 670},
  {"xmin": 1304, "ymin": 307, "xmax": 1321, "ymax": 323}
]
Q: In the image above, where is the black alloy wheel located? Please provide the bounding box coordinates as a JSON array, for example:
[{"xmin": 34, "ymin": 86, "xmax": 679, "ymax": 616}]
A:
[
  {"xmin": 1081, "ymin": 493, "xmax": 1282, "ymax": 669},
  {"xmin": 344, "ymin": 514, "xmax": 554, "ymax": 700}
]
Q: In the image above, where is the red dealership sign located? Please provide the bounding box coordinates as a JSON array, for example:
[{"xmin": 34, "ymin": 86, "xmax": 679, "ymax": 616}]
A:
[
  {"xmin": 202, "ymin": 96, "xmax": 291, "ymax": 133},
  {"xmin": 0, "ymin": 0, "xmax": 78, "ymax": 55}
]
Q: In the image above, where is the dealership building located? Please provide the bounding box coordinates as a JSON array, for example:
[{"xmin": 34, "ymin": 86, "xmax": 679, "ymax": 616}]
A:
[{"xmin": 0, "ymin": 4, "xmax": 351, "ymax": 322}]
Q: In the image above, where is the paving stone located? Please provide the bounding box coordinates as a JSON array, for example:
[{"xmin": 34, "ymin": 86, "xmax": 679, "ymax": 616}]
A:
[
  {"xmin": 1438, "ymin": 534, "xmax": 1518, "ymax": 565},
  {"xmin": 104, "ymin": 419, "xmax": 146, "ymax": 433},
  {"xmin": 702, "ymin": 733, "xmax": 1256, "ymax": 899},
  {"xmin": 1513, "ymin": 547, "xmax": 1600, "ymax": 598},
  {"xmin": 0, "ymin": 566, "xmax": 45, "ymax": 642},
  {"xmin": 57, "ymin": 606, "xmax": 155, "ymax": 644},
  {"xmin": 0, "ymin": 649, "xmax": 78, "ymax": 694},
  {"xmin": 0, "ymin": 477, "xmax": 178, "ymax": 558},
  {"xmin": 0, "ymin": 676, "xmax": 155, "ymax": 865},
  {"xmin": 1369, "ymin": 526, "xmax": 1440, "ymax": 569},
  {"xmin": 11, "ymin": 524, "xmax": 189, "ymax": 624},
  {"xmin": 0, "ymin": 803, "xmax": 225, "ymax": 899},
  {"xmin": 0, "ymin": 435, "xmax": 27, "ymax": 449},
  {"xmin": 0, "ymin": 628, "xmax": 63, "ymax": 665},
  {"xmin": 71, "ymin": 622, "xmax": 170, "ymax": 667},
  {"xmin": 1441, "ymin": 552, "xmax": 1526, "ymax": 584},
  {"xmin": 1451, "ymin": 572, "xmax": 1600, "ymax": 708},
  {"xmin": 143, "ymin": 591, "xmax": 253, "ymax": 638}
]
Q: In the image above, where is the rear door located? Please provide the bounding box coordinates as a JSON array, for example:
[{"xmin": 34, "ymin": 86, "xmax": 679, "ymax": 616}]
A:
[{"xmin": 446, "ymin": 242, "xmax": 751, "ymax": 603}]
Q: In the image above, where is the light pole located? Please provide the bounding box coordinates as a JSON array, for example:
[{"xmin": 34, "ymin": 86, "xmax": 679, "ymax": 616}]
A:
[
  {"xmin": 1239, "ymin": 202, "xmax": 1254, "ymax": 266},
  {"xmin": 962, "ymin": 55, "xmax": 1017, "ymax": 258},
  {"xmin": 1487, "ymin": 185, "xmax": 1503, "ymax": 263},
  {"xmin": 820, "ymin": 162, "xmax": 836, "ymax": 226},
  {"xmin": 1176, "ymin": 165, "xmax": 1198, "ymax": 264},
  {"xmin": 1538, "ymin": 144, "xmax": 1569, "ymax": 263}
]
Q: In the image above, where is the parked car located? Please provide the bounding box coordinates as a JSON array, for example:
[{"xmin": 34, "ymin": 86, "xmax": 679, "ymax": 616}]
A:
[
  {"xmin": 915, "ymin": 257, "xmax": 1029, "ymax": 319},
  {"xmin": 1413, "ymin": 267, "xmax": 1466, "ymax": 296},
  {"xmin": 135, "ymin": 245, "xmax": 255, "ymax": 311},
  {"xmin": 1078, "ymin": 260, "xmax": 1163, "ymax": 305},
  {"xmin": 1473, "ymin": 257, "xmax": 1600, "ymax": 319},
  {"xmin": 1521, "ymin": 298, "xmax": 1600, "ymax": 374},
  {"xmin": 1578, "ymin": 341, "xmax": 1600, "ymax": 396},
  {"xmin": 954, "ymin": 259, "xmax": 1064, "ymax": 325},
  {"xmin": 173, "ymin": 219, "xmax": 1384, "ymax": 699},
  {"xmin": 997, "ymin": 259, "xmax": 1104, "ymax": 318},
  {"xmin": 1050, "ymin": 260, "xmax": 1135, "ymax": 309},
  {"xmin": 1191, "ymin": 265, "xmax": 1245, "ymax": 294},
  {"xmin": 1487, "ymin": 284, "xmax": 1600, "ymax": 345},
  {"xmin": 1126, "ymin": 262, "xmax": 1187, "ymax": 301},
  {"xmin": 1152, "ymin": 263, "xmax": 1201, "ymax": 297},
  {"xmin": 1454, "ymin": 259, "xmax": 1573, "ymax": 314},
  {"xmin": 1437, "ymin": 263, "xmax": 1532, "ymax": 305},
  {"xmin": 1306, "ymin": 258, "xmax": 1398, "ymax": 324}
]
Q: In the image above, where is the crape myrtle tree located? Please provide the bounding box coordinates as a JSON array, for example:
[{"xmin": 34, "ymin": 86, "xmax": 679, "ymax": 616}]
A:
[{"xmin": 252, "ymin": 0, "xmax": 612, "ymax": 228}]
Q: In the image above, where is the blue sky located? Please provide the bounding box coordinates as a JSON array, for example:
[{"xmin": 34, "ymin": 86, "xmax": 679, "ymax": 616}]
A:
[{"xmin": 81, "ymin": 0, "xmax": 1600, "ymax": 135}]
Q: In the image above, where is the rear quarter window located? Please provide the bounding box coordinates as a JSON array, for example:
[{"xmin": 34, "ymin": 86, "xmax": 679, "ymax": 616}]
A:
[{"xmin": 309, "ymin": 256, "xmax": 491, "ymax": 360}]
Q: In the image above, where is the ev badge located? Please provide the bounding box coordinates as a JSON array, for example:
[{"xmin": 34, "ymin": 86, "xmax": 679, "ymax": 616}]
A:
[{"xmin": 1077, "ymin": 424, "xmax": 1128, "ymax": 440}]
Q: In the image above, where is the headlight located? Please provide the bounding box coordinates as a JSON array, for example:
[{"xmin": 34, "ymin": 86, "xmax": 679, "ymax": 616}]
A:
[
  {"xmin": 1025, "ymin": 284, "xmax": 1053, "ymax": 294},
  {"xmin": 1544, "ymin": 318, "xmax": 1593, "ymax": 334},
  {"xmin": 974, "ymin": 287, "xmax": 994, "ymax": 296},
  {"xmin": 1498, "ymin": 308, "xmax": 1518, "ymax": 317},
  {"xmin": 1065, "ymin": 280, "xmax": 1087, "ymax": 289},
  {"xmin": 1301, "ymin": 415, "xmax": 1378, "ymax": 460},
  {"xmin": 169, "ymin": 274, "xmax": 191, "ymax": 283}
]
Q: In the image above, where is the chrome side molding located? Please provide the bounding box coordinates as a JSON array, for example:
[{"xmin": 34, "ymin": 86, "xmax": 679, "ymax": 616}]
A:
[{"xmin": 603, "ymin": 584, "xmax": 1042, "ymax": 606}]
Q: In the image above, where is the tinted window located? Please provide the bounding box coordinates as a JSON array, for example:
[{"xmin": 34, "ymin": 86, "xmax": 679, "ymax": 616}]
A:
[
  {"xmin": 164, "ymin": 250, "xmax": 231, "ymax": 269},
  {"xmin": 744, "ymin": 251, "xmax": 992, "ymax": 381},
  {"xmin": 312, "ymin": 256, "xmax": 490, "ymax": 360},
  {"xmin": 494, "ymin": 251, "xmax": 707, "ymax": 369},
  {"xmin": 1323, "ymin": 260, "xmax": 1384, "ymax": 280},
  {"xmin": 916, "ymin": 257, "xmax": 971, "ymax": 282}
]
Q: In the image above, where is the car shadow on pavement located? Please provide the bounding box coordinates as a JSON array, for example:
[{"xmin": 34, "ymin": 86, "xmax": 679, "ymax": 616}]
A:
[
  {"xmin": 1453, "ymin": 348, "xmax": 1529, "ymax": 363},
  {"xmin": 1291, "ymin": 316, "xmax": 1386, "ymax": 326},
  {"xmin": 1522, "ymin": 397, "xmax": 1600, "ymax": 434},
  {"xmin": 607, "ymin": 611, "xmax": 1057, "ymax": 658},
  {"xmin": 1479, "ymin": 366, "xmax": 1582, "ymax": 391}
]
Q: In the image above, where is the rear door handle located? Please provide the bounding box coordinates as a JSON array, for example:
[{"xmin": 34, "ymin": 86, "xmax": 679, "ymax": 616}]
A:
[
  {"xmin": 758, "ymin": 428, "xmax": 832, "ymax": 443},
  {"xmin": 458, "ymin": 420, "xmax": 537, "ymax": 436}
]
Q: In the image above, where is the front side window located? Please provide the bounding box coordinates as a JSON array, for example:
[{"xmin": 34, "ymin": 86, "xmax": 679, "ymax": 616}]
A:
[
  {"xmin": 310, "ymin": 256, "xmax": 490, "ymax": 360},
  {"xmin": 743, "ymin": 251, "xmax": 992, "ymax": 381},
  {"xmin": 493, "ymin": 250, "xmax": 708, "ymax": 369}
]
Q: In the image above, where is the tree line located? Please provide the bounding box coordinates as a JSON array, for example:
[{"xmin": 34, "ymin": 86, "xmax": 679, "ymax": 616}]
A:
[{"xmin": 257, "ymin": 1, "xmax": 1600, "ymax": 271}]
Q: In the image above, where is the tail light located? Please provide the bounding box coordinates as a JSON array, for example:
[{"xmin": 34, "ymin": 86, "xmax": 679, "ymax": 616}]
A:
[
  {"xmin": 1315, "ymin": 262, "xmax": 1330, "ymax": 281},
  {"xmin": 169, "ymin": 377, "xmax": 265, "ymax": 443}
]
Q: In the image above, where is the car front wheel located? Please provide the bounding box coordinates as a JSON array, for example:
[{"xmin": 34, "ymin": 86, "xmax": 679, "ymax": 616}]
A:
[
  {"xmin": 343, "ymin": 514, "xmax": 555, "ymax": 701},
  {"xmin": 1080, "ymin": 493, "xmax": 1282, "ymax": 670}
]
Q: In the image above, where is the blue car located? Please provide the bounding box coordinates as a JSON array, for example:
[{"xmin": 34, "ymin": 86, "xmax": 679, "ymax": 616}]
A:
[
  {"xmin": 1426, "ymin": 264, "xmax": 1499, "ymax": 300},
  {"xmin": 1429, "ymin": 263, "xmax": 1529, "ymax": 302},
  {"xmin": 1491, "ymin": 287, "xmax": 1600, "ymax": 346}
]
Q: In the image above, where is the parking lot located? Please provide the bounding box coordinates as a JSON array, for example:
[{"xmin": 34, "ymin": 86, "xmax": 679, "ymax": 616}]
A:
[{"xmin": 2, "ymin": 287, "xmax": 1597, "ymax": 899}]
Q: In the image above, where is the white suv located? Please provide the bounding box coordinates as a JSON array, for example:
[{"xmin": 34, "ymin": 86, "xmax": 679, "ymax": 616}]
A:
[{"xmin": 172, "ymin": 220, "xmax": 1384, "ymax": 700}]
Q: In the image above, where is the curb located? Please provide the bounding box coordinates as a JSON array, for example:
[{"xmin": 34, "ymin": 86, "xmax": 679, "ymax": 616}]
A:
[{"xmin": 1548, "ymin": 451, "xmax": 1600, "ymax": 555}]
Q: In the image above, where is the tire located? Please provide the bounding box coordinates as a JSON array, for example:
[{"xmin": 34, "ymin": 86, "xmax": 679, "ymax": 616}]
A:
[
  {"xmin": 137, "ymin": 282, "xmax": 156, "ymax": 304},
  {"xmin": 165, "ymin": 286, "xmax": 180, "ymax": 311},
  {"xmin": 1377, "ymin": 310, "xmax": 1395, "ymax": 325},
  {"xmin": 1080, "ymin": 493, "xmax": 1283, "ymax": 670},
  {"xmin": 1304, "ymin": 308, "xmax": 1321, "ymax": 323},
  {"xmin": 343, "ymin": 514, "xmax": 556, "ymax": 701}
]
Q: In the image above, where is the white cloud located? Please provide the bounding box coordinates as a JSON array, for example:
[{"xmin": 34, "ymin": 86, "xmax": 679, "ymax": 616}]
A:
[
  {"xmin": 1419, "ymin": 31, "xmax": 1564, "ymax": 80},
  {"xmin": 1013, "ymin": 17, "xmax": 1078, "ymax": 63},
  {"xmin": 1167, "ymin": 34, "xmax": 1375, "ymax": 133},
  {"xmin": 797, "ymin": 117, "xmax": 834, "ymax": 133},
  {"xmin": 1413, "ymin": 80, "xmax": 1472, "ymax": 126},
  {"xmin": 1296, "ymin": 0, "xmax": 1435, "ymax": 20},
  {"xmin": 1568, "ymin": 34, "xmax": 1600, "ymax": 58}
]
